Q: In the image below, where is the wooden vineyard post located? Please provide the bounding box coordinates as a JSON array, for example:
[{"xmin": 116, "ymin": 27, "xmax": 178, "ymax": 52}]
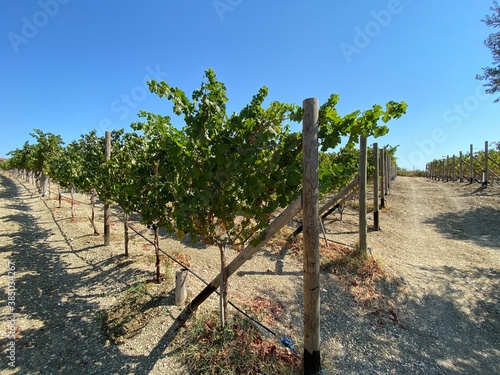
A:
[
  {"xmin": 359, "ymin": 135, "xmax": 368, "ymax": 255},
  {"xmin": 302, "ymin": 98, "xmax": 321, "ymax": 374},
  {"xmin": 373, "ymin": 143, "xmax": 380, "ymax": 231},
  {"xmin": 442, "ymin": 158, "xmax": 445, "ymax": 182},
  {"xmin": 484, "ymin": 140, "xmax": 489, "ymax": 187},
  {"xmin": 385, "ymin": 151, "xmax": 390, "ymax": 192},
  {"xmin": 124, "ymin": 213, "xmax": 129, "ymax": 257},
  {"xmin": 385, "ymin": 149, "xmax": 392, "ymax": 194},
  {"xmin": 470, "ymin": 144, "xmax": 474, "ymax": 183},
  {"xmin": 175, "ymin": 269, "xmax": 188, "ymax": 306},
  {"xmin": 104, "ymin": 131, "xmax": 111, "ymax": 246},
  {"xmin": 153, "ymin": 224, "xmax": 161, "ymax": 283},
  {"xmin": 459, "ymin": 151, "xmax": 464, "ymax": 183},
  {"xmin": 446, "ymin": 155, "xmax": 449, "ymax": 182},
  {"xmin": 58, "ymin": 184, "xmax": 62, "ymax": 208},
  {"xmin": 380, "ymin": 148, "xmax": 386, "ymax": 208},
  {"xmin": 452, "ymin": 155, "xmax": 456, "ymax": 182}
]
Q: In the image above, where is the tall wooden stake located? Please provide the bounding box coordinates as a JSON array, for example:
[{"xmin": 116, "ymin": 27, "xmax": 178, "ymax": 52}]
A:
[
  {"xmin": 484, "ymin": 140, "xmax": 489, "ymax": 187},
  {"xmin": 385, "ymin": 151, "xmax": 390, "ymax": 193},
  {"xmin": 154, "ymin": 224, "xmax": 160, "ymax": 283},
  {"xmin": 470, "ymin": 144, "xmax": 474, "ymax": 183},
  {"xmin": 452, "ymin": 155, "xmax": 456, "ymax": 182},
  {"xmin": 459, "ymin": 151, "xmax": 463, "ymax": 183},
  {"xmin": 359, "ymin": 135, "xmax": 368, "ymax": 254},
  {"xmin": 446, "ymin": 155, "xmax": 451, "ymax": 182},
  {"xmin": 104, "ymin": 131, "xmax": 111, "ymax": 246},
  {"xmin": 380, "ymin": 148, "xmax": 386, "ymax": 208},
  {"xmin": 124, "ymin": 213, "xmax": 129, "ymax": 257},
  {"xmin": 373, "ymin": 143, "xmax": 380, "ymax": 231},
  {"xmin": 302, "ymin": 98, "xmax": 321, "ymax": 374}
]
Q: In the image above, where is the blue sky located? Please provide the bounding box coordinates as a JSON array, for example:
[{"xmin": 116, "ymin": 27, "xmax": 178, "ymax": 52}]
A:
[{"xmin": 0, "ymin": 0, "xmax": 497, "ymax": 170}]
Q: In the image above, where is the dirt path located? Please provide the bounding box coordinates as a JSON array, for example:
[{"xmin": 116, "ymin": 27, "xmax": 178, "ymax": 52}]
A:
[
  {"xmin": 1, "ymin": 173, "xmax": 499, "ymax": 374},
  {"xmin": 335, "ymin": 176, "xmax": 500, "ymax": 374}
]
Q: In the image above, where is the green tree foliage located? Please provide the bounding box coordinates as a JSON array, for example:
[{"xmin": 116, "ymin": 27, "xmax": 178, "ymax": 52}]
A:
[
  {"xmin": 4, "ymin": 68, "xmax": 407, "ymax": 325},
  {"xmin": 477, "ymin": 1, "xmax": 500, "ymax": 102},
  {"xmin": 29, "ymin": 129, "xmax": 63, "ymax": 174}
]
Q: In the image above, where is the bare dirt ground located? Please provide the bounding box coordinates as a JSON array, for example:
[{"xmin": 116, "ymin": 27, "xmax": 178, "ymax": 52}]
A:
[{"xmin": 1, "ymin": 172, "xmax": 499, "ymax": 374}]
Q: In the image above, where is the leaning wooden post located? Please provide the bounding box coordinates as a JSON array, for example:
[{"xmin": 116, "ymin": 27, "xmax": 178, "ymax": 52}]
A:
[
  {"xmin": 104, "ymin": 131, "xmax": 111, "ymax": 246},
  {"xmin": 373, "ymin": 143, "xmax": 380, "ymax": 231},
  {"xmin": 302, "ymin": 98, "xmax": 321, "ymax": 374},
  {"xmin": 380, "ymin": 148, "xmax": 386, "ymax": 208},
  {"xmin": 459, "ymin": 151, "xmax": 464, "ymax": 183},
  {"xmin": 470, "ymin": 144, "xmax": 474, "ymax": 183},
  {"xmin": 484, "ymin": 141, "xmax": 489, "ymax": 187},
  {"xmin": 359, "ymin": 135, "xmax": 368, "ymax": 254}
]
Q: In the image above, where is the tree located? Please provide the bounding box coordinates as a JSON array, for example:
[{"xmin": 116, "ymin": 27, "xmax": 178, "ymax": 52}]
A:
[
  {"xmin": 28, "ymin": 129, "xmax": 63, "ymax": 196},
  {"xmin": 49, "ymin": 141, "xmax": 83, "ymax": 215},
  {"xmin": 477, "ymin": 1, "xmax": 500, "ymax": 102},
  {"xmin": 145, "ymin": 68, "xmax": 303, "ymax": 325}
]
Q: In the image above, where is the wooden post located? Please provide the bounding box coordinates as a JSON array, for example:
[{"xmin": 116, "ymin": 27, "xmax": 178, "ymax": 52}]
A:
[
  {"xmin": 446, "ymin": 155, "xmax": 449, "ymax": 182},
  {"xmin": 40, "ymin": 171, "xmax": 48, "ymax": 197},
  {"xmin": 484, "ymin": 141, "xmax": 489, "ymax": 187},
  {"xmin": 104, "ymin": 131, "xmax": 111, "ymax": 246},
  {"xmin": 459, "ymin": 151, "xmax": 463, "ymax": 183},
  {"xmin": 470, "ymin": 144, "xmax": 474, "ymax": 183},
  {"xmin": 124, "ymin": 213, "xmax": 129, "ymax": 257},
  {"xmin": 380, "ymin": 148, "xmax": 385, "ymax": 208},
  {"xmin": 58, "ymin": 184, "xmax": 62, "ymax": 208},
  {"xmin": 175, "ymin": 269, "xmax": 188, "ymax": 306},
  {"xmin": 373, "ymin": 143, "xmax": 380, "ymax": 231},
  {"xmin": 452, "ymin": 155, "xmax": 456, "ymax": 182},
  {"xmin": 302, "ymin": 98, "xmax": 321, "ymax": 374},
  {"xmin": 359, "ymin": 135, "xmax": 368, "ymax": 254},
  {"xmin": 153, "ymin": 224, "xmax": 161, "ymax": 283},
  {"xmin": 70, "ymin": 186, "xmax": 75, "ymax": 219},
  {"xmin": 385, "ymin": 151, "xmax": 390, "ymax": 192}
]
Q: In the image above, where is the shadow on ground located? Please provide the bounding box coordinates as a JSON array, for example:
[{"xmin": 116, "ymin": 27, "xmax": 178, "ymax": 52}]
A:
[
  {"xmin": 0, "ymin": 174, "xmax": 185, "ymax": 374},
  {"xmin": 424, "ymin": 206, "xmax": 500, "ymax": 249}
]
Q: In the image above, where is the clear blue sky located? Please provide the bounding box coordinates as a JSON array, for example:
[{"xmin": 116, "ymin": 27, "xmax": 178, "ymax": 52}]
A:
[{"xmin": 0, "ymin": 0, "xmax": 497, "ymax": 170}]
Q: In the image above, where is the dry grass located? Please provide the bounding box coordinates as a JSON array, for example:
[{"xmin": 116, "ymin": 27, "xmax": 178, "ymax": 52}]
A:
[{"xmin": 175, "ymin": 312, "xmax": 302, "ymax": 375}]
